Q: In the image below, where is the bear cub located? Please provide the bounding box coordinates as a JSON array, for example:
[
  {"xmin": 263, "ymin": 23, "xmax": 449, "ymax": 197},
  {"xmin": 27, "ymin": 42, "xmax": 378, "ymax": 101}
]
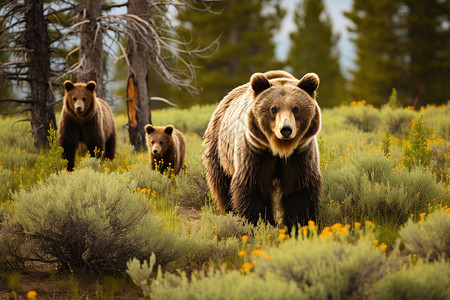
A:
[
  {"xmin": 203, "ymin": 70, "xmax": 322, "ymax": 234},
  {"xmin": 145, "ymin": 124, "xmax": 186, "ymax": 175},
  {"xmin": 58, "ymin": 80, "xmax": 116, "ymax": 171}
]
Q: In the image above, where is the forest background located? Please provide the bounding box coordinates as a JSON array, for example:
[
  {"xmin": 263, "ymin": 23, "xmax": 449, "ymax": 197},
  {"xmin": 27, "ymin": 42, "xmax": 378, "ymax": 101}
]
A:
[{"xmin": 1, "ymin": 0, "xmax": 450, "ymax": 140}]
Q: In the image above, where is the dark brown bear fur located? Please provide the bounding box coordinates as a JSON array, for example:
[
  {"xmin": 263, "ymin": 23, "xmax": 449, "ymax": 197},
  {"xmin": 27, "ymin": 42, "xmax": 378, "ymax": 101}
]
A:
[
  {"xmin": 144, "ymin": 124, "xmax": 186, "ymax": 175},
  {"xmin": 58, "ymin": 80, "xmax": 116, "ymax": 171},
  {"xmin": 203, "ymin": 70, "xmax": 322, "ymax": 234}
]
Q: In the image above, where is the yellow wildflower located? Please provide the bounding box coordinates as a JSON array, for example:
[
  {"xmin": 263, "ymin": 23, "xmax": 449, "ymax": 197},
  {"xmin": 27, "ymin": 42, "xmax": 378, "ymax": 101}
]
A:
[
  {"xmin": 372, "ymin": 240, "xmax": 379, "ymax": 247},
  {"xmin": 308, "ymin": 220, "xmax": 315, "ymax": 227},
  {"xmin": 242, "ymin": 235, "xmax": 249, "ymax": 241},
  {"xmin": 331, "ymin": 223, "xmax": 343, "ymax": 231},
  {"xmin": 238, "ymin": 251, "xmax": 247, "ymax": 256},
  {"xmin": 365, "ymin": 221, "xmax": 374, "ymax": 227},
  {"xmin": 242, "ymin": 262, "xmax": 253, "ymax": 270},
  {"xmin": 354, "ymin": 222, "xmax": 361, "ymax": 228},
  {"xmin": 379, "ymin": 243, "xmax": 387, "ymax": 250},
  {"xmin": 27, "ymin": 291, "xmax": 37, "ymax": 299},
  {"xmin": 251, "ymin": 249, "xmax": 265, "ymax": 256}
]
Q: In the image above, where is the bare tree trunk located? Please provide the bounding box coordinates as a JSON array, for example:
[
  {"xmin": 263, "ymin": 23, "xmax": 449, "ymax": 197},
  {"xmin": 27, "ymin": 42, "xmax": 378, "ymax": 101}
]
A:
[
  {"xmin": 79, "ymin": 0, "xmax": 105, "ymax": 98},
  {"xmin": 24, "ymin": 0, "xmax": 56, "ymax": 149},
  {"xmin": 126, "ymin": 0, "xmax": 151, "ymax": 152}
]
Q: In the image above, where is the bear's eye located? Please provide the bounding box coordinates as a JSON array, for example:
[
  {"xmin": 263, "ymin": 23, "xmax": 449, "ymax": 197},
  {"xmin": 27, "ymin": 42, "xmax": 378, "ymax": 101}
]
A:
[
  {"xmin": 151, "ymin": 141, "xmax": 154, "ymax": 145},
  {"xmin": 271, "ymin": 107, "xmax": 278, "ymax": 114},
  {"xmin": 160, "ymin": 141, "xmax": 163, "ymax": 145},
  {"xmin": 82, "ymin": 97, "xmax": 86, "ymax": 101},
  {"xmin": 73, "ymin": 97, "xmax": 77, "ymax": 101},
  {"xmin": 292, "ymin": 107, "xmax": 299, "ymax": 114}
]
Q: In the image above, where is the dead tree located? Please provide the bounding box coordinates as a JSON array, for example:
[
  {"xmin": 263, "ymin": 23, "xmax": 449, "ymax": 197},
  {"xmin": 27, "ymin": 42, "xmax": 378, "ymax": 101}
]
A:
[
  {"xmin": 99, "ymin": 0, "xmax": 218, "ymax": 151},
  {"xmin": 0, "ymin": 0, "xmax": 56, "ymax": 149},
  {"xmin": 78, "ymin": 0, "xmax": 105, "ymax": 98},
  {"xmin": 126, "ymin": 0, "xmax": 151, "ymax": 151}
]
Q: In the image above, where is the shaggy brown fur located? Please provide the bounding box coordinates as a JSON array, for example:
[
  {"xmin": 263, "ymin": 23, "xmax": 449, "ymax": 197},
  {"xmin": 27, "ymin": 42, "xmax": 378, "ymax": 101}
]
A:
[
  {"xmin": 58, "ymin": 80, "xmax": 116, "ymax": 171},
  {"xmin": 203, "ymin": 70, "xmax": 322, "ymax": 233},
  {"xmin": 145, "ymin": 124, "xmax": 186, "ymax": 175}
]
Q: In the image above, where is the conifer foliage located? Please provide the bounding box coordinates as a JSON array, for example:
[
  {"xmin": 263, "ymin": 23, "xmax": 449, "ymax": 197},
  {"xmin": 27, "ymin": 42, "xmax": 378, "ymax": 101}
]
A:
[{"xmin": 287, "ymin": 0, "xmax": 345, "ymax": 107}]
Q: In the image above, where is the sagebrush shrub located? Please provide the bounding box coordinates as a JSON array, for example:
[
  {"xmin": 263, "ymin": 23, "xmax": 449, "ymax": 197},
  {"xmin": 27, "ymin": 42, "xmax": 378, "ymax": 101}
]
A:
[
  {"xmin": 320, "ymin": 151, "xmax": 448, "ymax": 226},
  {"xmin": 136, "ymin": 229, "xmax": 387, "ymax": 300},
  {"xmin": 345, "ymin": 104, "xmax": 380, "ymax": 132},
  {"xmin": 399, "ymin": 209, "xmax": 450, "ymax": 261},
  {"xmin": 6, "ymin": 168, "xmax": 182, "ymax": 273},
  {"xmin": 375, "ymin": 259, "xmax": 450, "ymax": 300},
  {"xmin": 380, "ymin": 106, "xmax": 417, "ymax": 135}
]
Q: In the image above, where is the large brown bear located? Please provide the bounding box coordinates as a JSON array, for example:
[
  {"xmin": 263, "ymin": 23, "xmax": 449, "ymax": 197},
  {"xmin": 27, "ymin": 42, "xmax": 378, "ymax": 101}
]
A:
[
  {"xmin": 144, "ymin": 124, "xmax": 186, "ymax": 175},
  {"xmin": 203, "ymin": 70, "xmax": 322, "ymax": 233},
  {"xmin": 58, "ymin": 80, "xmax": 116, "ymax": 171}
]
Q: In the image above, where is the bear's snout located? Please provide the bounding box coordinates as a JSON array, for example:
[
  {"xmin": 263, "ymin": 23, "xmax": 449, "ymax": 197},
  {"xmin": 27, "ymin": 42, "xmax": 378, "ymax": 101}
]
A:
[
  {"xmin": 152, "ymin": 143, "xmax": 162, "ymax": 155},
  {"xmin": 74, "ymin": 100, "xmax": 84, "ymax": 113},
  {"xmin": 280, "ymin": 125, "xmax": 293, "ymax": 138}
]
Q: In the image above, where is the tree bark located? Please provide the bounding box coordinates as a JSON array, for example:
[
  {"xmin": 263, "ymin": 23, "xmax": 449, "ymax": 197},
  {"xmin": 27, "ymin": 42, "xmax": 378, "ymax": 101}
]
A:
[
  {"xmin": 126, "ymin": 0, "xmax": 151, "ymax": 152},
  {"xmin": 24, "ymin": 0, "xmax": 56, "ymax": 149},
  {"xmin": 79, "ymin": 0, "xmax": 105, "ymax": 98}
]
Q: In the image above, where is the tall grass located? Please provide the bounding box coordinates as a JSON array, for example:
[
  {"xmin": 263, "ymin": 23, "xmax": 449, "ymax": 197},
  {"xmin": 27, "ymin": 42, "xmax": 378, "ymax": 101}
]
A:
[{"xmin": 0, "ymin": 103, "xmax": 449, "ymax": 298}]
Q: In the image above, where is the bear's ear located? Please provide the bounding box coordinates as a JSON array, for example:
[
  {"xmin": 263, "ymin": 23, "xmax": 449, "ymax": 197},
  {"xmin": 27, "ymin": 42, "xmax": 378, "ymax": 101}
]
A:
[
  {"xmin": 86, "ymin": 81, "xmax": 96, "ymax": 92},
  {"xmin": 164, "ymin": 125, "xmax": 174, "ymax": 135},
  {"xmin": 145, "ymin": 124, "xmax": 154, "ymax": 134},
  {"xmin": 64, "ymin": 80, "xmax": 74, "ymax": 92},
  {"xmin": 297, "ymin": 73, "xmax": 320, "ymax": 99},
  {"xmin": 250, "ymin": 73, "xmax": 271, "ymax": 94}
]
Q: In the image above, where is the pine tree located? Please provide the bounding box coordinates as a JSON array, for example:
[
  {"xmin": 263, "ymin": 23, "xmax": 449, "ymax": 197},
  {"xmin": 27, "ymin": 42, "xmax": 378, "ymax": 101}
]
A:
[
  {"xmin": 173, "ymin": 0, "xmax": 285, "ymax": 106},
  {"xmin": 287, "ymin": 0, "xmax": 345, "ymax": 107},
  {"xmin": 345, "ymin": 0, "xmax": 450, "ymax": 106},
  {"xmin": 345, "ymin": 0, "xmax": 404, "ymax": 106},
  {"xmin": 403, "ymin": 0, "xmax": 450, "ymax": 105}
]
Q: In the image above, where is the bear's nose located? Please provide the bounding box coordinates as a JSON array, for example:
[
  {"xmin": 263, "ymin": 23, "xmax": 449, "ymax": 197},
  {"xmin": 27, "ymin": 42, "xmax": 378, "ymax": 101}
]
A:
[
  {"xmin": 153, "ymin": 149, "xmax": 158, "ymax": 154},
  {"xmin": 280, "ymin": 125, "xmax": 293, "ymax": 138},
  {"xmin": 76, "ymin": 106, "xmax": 82, "ymax": 112}
]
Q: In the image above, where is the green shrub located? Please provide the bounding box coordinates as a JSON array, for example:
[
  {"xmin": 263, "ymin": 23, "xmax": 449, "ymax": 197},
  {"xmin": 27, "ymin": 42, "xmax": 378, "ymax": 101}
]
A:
[
  {"xmin": 6, "ymin": 168, "xmax": 182, "ymax": 273},
  {"xmin": 321, "ymin": 151, "xmax": 448, "ymax": 226},
  {"xmin": 33, "ymin": 125, "xmax": 67, "ymax": 181},
  {"xmin": 403, "ymin": 116, "xmax": 433, "ymax": 171},
  {"xmin": 375, "ymin": 259, "xmax": 450, "ymax": 300},
  {"xmin": 0, "ymin": 146, "xmax": 38, "ymax": 169},
  {"xmin": 129, "ymin": 257, "xmax": 303, "ymax": 300},
  {"xmin": 0, "ymin": 119, "xmax": 36, "ymax": 152},
  {"xmin": 399, "ymin": 209, "xmax": 450, "ymax": 261},
  {"xmin": 345, "ymin": 103, "xmax": 380, "ymax": 132},
  {"xmin": 152, "ymin": 104, "xmax": 216, "ymax": 136},
  {"xmin": 141, "ymin": 229, "xmax": 386, "ymax": 300},
  {"xmin": 0, "ymin": 167, "xmax": 11, "ymax": 202},
  {"xmin": 421, "ymin": 101, "xmax": 450, "ymax": 139},
  {"xmin": 380, "ymin": 106, "xmax": 417, "ymax": 135},
  {"xmin": 387, "ymin": 88, "xmax": 401, "ymax": 108}
]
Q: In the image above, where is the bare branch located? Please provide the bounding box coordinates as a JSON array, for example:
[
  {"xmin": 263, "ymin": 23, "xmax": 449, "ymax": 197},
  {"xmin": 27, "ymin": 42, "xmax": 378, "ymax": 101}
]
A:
[
  {"xmin": 102, "ymin": 2, "xmax": 128, "ymax": 10},
  {"xmin": 150, "ymin": 96, "xmax": 178, "ymax": 108},
  {"xmin": 0, "ymin": 98, "xmax": 33, "ymax": 104}
]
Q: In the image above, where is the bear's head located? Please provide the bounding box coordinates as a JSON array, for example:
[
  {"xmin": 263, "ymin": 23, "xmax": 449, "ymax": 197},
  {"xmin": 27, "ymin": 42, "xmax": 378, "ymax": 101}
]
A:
[
  {"xmin": 144, "ymin": 124, "xmax": 174, "ymax": 157},
  {"xmin": 249, "ymin": 71, "xmax": 321, "ymax": 158},
  {"xmin": 63, "ymin": 80, "xmax": 97, "ymax": 117}
]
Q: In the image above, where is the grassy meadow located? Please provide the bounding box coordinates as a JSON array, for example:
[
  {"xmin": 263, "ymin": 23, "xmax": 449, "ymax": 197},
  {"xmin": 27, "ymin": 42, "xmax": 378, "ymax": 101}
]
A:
[{"xmin": 0, "ymin": 101, "xmax": 449, "ymax": 299}]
